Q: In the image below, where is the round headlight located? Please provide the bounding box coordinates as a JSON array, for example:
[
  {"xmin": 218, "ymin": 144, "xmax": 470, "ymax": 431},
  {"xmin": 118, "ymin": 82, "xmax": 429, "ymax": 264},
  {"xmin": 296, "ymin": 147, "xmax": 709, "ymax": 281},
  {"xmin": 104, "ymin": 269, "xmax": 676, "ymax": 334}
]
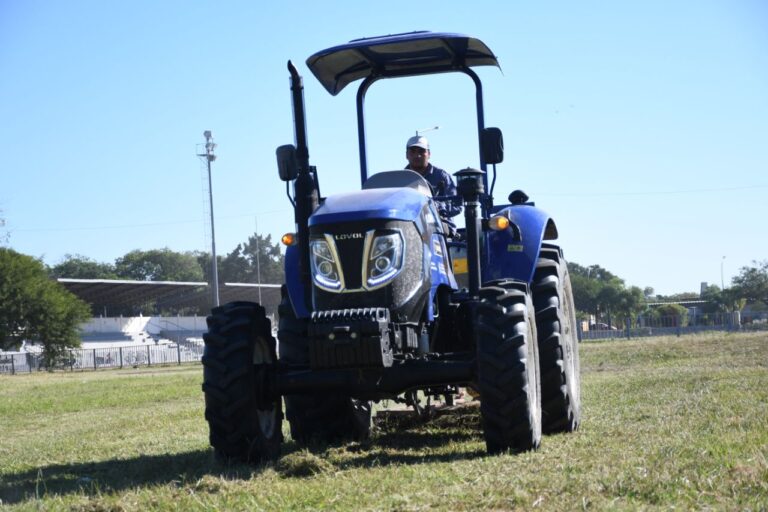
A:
[
  {"xmin": 309, "ymin": 237, "xmax": 343, "ymax": 291},
  {"xmin": 318, "ymin": 261, "xmax": 334, "ymax": 277},
  {"xmin": 374, "ymin": 256, "xmax": 391, "ymax": 273},
  {"xmin": 364, "ymin": 231, "xmax": 405, "ymax": 288}
]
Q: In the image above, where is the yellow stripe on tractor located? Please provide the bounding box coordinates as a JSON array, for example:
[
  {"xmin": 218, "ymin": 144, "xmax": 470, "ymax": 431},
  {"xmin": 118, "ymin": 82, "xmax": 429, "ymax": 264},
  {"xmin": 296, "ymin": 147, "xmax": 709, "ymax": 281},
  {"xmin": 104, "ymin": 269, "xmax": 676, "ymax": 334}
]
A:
[{"xmin": 453, "ymin": 258, "xmax": 468, "ymax": 274}]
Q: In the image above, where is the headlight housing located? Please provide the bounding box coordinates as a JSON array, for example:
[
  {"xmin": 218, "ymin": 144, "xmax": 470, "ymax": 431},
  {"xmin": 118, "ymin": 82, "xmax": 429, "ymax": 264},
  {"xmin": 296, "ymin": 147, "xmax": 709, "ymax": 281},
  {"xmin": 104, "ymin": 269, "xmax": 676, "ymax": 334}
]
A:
[
  {"xmin": 310, "ymin": 236, "xmax": 344, "ymax": 291},
  {"xmin": 363, "ymin": 231, "xmax": 404, "ymax": 289}
]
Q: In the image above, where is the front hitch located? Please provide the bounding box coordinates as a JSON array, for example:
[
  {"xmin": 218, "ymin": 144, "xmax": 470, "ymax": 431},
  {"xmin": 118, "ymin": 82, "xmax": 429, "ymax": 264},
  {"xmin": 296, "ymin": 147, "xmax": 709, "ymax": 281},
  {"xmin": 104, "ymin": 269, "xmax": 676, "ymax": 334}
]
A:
[{"xmin": 275, "ymin": 357, "xmax": 475, "ymax": 397}]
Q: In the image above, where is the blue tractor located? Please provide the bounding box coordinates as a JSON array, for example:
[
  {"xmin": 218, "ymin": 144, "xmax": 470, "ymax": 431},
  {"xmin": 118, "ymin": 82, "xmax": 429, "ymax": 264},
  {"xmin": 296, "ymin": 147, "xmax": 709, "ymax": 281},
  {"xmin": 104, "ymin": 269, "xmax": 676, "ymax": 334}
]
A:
[{"xmin": 202, "ymin": 31, "xmax": 581, "ymax": 461}]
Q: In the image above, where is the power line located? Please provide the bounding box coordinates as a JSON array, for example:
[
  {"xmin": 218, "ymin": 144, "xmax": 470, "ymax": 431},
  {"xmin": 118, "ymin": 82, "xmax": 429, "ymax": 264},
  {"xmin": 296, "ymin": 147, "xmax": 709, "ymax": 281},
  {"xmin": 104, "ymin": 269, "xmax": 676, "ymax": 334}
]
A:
[
  {"xmin": 12, "ymin": 183, "xmax": 765, "ymax": 232},
  {"xmin": 13, "ymin": 219, "xmax": 204, "ymax": 233},
  {"xmin": 534, "ymin": 184, "xmax": 768, "ymax": 197},
  {"xmin": 9, "ymin": 209, "xmax": 292, "ymax": 233}
]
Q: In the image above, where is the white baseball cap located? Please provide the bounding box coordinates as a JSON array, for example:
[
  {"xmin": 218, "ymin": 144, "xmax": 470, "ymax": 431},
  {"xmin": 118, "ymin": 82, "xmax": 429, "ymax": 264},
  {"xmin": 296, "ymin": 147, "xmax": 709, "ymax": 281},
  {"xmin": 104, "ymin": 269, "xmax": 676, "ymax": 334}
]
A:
[{"xmin": 406, "ymin": 135, "xmax": 429, "ymax": 150}]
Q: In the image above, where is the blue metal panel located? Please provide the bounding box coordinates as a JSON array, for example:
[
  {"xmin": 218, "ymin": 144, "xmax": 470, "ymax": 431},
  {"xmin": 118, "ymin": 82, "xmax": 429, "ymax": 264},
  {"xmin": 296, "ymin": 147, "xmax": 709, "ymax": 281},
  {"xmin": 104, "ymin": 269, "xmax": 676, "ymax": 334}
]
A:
[
  {"xmin": 430, "ymin": 234, "xmax": 458, "ymax": 289},
  {"xmin": 284, "ymin": 244, "xmax": 310, "ymax": 319},
  {"xmin": 483, "ymin": 205, "xmax": 551, "ymax": 285},
  {"xmin": 425, "ymin": 234, "xmax": 458, "ymax": 321},
  {"xmin": 309, "ymin": 188, "xmax": 428, "ymax": 226}
]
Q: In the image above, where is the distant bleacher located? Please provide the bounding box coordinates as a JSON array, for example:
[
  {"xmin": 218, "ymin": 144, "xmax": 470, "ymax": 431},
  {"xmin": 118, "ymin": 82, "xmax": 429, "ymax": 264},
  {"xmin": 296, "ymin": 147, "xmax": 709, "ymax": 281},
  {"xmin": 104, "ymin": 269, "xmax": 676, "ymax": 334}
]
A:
[
  {"xmin": 159, "ymin": 329, "xmax": 206, "ymax": 344},
  {"xmin": 80, "ymin": 332, "xmax": 135, "ymax": 344},
  {"xmin": 80, "ymin": 330, "xmax": 163, "ymax": 348}
]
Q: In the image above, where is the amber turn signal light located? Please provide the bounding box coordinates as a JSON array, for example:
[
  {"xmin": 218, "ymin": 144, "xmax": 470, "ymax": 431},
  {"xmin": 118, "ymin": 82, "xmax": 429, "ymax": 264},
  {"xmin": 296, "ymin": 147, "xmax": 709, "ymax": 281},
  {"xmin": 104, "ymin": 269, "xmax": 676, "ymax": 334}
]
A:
[
  {"xmin": 281, "ymin": 232, "xmax": 297, "ymax": 246},
  {"xmin": 488, "ymin": 215, "xmax": 510, "ymax": 231}
]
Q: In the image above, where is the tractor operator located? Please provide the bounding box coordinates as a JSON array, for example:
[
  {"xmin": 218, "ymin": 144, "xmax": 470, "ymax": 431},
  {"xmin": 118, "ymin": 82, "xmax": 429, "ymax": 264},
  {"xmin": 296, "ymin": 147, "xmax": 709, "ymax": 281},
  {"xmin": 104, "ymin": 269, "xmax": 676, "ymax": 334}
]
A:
[{"xmin": 404, "ymin": 135, "xmax": 462, "ymax": 223}]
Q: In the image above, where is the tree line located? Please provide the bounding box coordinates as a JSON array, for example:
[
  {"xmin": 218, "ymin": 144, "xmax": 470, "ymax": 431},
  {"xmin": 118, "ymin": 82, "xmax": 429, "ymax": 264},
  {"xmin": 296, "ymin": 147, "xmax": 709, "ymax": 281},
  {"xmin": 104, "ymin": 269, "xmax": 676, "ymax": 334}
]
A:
[
  {"xmin": 48, "ymin": 233, "xmax": 285, "ymax": 285},
  {"xmin": 1, "ymin": 233, "xmax": 285, "ymax": 363},
  {"xmin": 567, "ymin": 260, "xmax": 768, "ymax": 327},
  {"xmin": 2, "ymin": 234, "xmax": 767, "ymax": 363}
]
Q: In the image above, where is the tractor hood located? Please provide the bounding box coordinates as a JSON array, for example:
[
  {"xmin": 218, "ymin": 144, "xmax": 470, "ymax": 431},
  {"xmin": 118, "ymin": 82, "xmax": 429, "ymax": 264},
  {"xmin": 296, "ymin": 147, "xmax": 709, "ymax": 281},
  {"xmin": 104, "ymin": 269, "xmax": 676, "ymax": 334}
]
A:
[{"xmin": 309, "ymin": 188, "xmax": 428, "ymax": 226}]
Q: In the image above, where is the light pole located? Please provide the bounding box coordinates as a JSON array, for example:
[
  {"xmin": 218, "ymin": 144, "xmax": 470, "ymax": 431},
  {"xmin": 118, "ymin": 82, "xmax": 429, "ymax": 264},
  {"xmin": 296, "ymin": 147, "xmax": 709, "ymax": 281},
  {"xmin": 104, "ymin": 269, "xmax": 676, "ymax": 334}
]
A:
[
  {"xmin": 721, "ymin": 256, "xmax": 726, "ymax": 290},
  {"xmin": 198, "ymin": 131, "xmax": 219, "ymax": 307},
  {"xmin": 255, "ymin": 217, "xmax": 262, "ymax": 304},
  {"xmin": 415, "ymin": 126, "xmax": 439, "ymax": 136}
]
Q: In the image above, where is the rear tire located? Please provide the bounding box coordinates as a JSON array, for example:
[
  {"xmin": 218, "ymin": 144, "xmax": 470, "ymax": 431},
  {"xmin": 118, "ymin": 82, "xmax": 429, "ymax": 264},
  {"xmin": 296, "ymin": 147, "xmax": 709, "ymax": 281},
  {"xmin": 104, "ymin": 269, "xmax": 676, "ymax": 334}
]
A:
[
  {"xmin": 476, "ymin": 280, "xmax": 542, "ymax": 454},
  {"xmin": 533, "ymin": 246, "xmax": 581, "ymax": 433},
  {"xmin": 277, "ymin": 286, "xmax": 372, "ymax": 444},
  {"xmin": 202, "ymin": 302, "xmax": 282, "ymax": 463}
]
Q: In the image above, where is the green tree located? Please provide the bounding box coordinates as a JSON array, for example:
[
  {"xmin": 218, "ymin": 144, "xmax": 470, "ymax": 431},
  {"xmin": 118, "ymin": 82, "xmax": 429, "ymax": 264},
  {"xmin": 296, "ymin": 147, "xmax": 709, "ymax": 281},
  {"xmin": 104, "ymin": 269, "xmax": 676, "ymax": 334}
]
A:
[
  {"xmin": 569, "ymin": 263, "xmax": 606, "ymax": 318},
  {"xmin": 216, "ymin": 233, "xmax": 285, "ymax": 284},
  {"xmin": 570, "ymin": 272, "xmax": 600, "ymax": 320},
  {"xmin": 115, "ymin": 248, "xmax": 204, "ymax": 282},
  {"xmin": 0, "ymin": 248, "xmax": 91, "ymax": 362},
  {"xmin": 721, "ymin": 287, "xmax": 747, "ymax": 312},
  {"xmin": 568, "ymin": 262, "xmax": 646, "ymax": 324},
  {"xmin": 49, "ymin": 254, "xmax": 118, "ymax": 279},
  {"xmin": 568, "ymin": 262, "xmax": 619, "ymax": 283},
  {"xmin": 698, "ymin": 284, "xmax": 731, "ymax": 313},
  {"xmin": 731, "ymin": 260, "xmax": 768, "ymax": 305},
  {"xmin": 614, "ymin": 286, "xmax": 646, "ymax": 319},
  {"xmin": 647, "ymin": 303, "xmax": 688, "ymax": 326}
]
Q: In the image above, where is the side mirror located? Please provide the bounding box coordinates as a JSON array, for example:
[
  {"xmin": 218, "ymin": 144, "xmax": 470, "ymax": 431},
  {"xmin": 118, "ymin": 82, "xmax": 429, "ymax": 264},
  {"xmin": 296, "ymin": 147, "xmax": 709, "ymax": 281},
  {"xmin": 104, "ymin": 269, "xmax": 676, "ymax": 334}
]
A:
[
  {"xmin": 276, "ymin": 144, "xmax": 299, "ymax": 181},
  {"xmin": 481, "ymin": 127, "xmax": 504, "ymax": 165},
  {"xmin": 509, "ymin": 189, "xmax": 529, "ymax": 205}
]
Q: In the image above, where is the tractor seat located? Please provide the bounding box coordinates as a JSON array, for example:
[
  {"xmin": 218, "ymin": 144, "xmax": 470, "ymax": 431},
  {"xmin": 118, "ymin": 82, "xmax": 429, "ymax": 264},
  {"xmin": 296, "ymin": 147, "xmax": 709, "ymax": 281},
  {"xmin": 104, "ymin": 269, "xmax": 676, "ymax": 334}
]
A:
[{"xmin": 362, "ymin": 170, "xmax": 432, "ymax": 197}]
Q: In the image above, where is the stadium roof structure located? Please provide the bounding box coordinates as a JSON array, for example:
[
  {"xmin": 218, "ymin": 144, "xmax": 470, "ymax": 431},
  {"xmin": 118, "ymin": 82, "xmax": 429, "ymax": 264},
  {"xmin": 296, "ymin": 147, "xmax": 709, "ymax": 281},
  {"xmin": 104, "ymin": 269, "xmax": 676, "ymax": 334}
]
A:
[
  {"xmin": 646, "ymin": 300, "xmax": 709, "ymax": 307},
  {"xmin": 57, "ymin": 278, "xmax": 282, "ymax": 313}
]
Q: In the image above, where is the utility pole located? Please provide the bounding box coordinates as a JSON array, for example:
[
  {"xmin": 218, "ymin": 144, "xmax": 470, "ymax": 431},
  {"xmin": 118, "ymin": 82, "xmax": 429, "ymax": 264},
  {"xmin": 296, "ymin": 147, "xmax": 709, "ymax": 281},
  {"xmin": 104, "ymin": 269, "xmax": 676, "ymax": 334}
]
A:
[
  {"xmin": 721, "ymin": 255, "xmax": 726, "ymax": 290},
  {"xmin": 198, "ymin": 131, "xmax": 220, "ymax": 307},
  {"xmin": 0, "ymin": 209, "xmax": 9, "ymax": 245},
  {"xmin": 255, "ymin": 217, "xmax": 262, "ymax": 304}
]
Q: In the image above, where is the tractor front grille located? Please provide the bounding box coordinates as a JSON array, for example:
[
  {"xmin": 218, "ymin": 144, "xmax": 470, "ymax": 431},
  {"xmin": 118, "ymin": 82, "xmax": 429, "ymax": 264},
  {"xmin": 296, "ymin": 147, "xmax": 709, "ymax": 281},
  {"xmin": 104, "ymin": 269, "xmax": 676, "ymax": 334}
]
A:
[{"xmin": 308, "ymin": 308, "xmax": 393, "ymax": 368}]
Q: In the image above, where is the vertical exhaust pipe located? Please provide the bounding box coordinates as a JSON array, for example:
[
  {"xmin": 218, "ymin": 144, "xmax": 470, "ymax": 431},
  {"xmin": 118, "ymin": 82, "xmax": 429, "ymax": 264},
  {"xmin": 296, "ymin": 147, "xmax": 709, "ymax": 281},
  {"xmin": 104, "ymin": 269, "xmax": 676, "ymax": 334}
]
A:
[
  {"xmin": 288, "ymin": 61, "xmax": 319, "ymax": 309},
  {"xmin": 455, "ymin": 168, "xmax": 485, "ymax": 298}
]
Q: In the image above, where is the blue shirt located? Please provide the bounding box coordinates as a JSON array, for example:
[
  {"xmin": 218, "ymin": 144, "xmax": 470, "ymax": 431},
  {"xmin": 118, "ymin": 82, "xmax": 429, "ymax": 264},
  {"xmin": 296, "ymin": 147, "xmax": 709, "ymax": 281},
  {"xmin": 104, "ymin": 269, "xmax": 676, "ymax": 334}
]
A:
[{"xmin": 405, "ymin": 164, "xmax": 462, "ymax": 218}]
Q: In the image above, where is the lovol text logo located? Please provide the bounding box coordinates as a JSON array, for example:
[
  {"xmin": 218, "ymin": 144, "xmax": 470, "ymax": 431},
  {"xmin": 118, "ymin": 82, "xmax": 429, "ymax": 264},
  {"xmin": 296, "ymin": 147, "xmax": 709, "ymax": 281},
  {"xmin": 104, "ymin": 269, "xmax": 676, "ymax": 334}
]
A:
[{"xmin": 336, "ymin": 233, "xmax": 364, "ymax": 241}]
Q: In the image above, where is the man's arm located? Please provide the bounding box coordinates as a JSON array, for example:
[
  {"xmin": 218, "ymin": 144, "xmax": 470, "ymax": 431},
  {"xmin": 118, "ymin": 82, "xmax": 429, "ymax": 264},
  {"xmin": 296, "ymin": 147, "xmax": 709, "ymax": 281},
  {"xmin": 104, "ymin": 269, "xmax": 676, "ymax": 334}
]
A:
[{"xmin": 438, "ymin": 171, "xmax": 462, "ymax": 218}]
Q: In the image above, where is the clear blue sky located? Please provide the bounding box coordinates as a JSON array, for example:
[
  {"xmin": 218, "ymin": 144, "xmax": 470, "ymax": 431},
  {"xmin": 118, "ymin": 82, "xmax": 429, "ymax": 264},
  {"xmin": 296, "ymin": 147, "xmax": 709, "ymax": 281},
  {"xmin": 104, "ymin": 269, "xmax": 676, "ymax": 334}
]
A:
[{"xmin": 2, "ymin": 0, "xmax": 766, "ymax": 296}]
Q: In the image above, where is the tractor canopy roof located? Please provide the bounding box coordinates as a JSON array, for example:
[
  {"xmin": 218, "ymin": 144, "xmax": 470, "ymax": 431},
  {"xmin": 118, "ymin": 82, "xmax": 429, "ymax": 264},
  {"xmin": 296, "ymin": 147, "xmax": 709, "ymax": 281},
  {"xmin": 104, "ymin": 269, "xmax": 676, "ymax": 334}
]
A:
[{"xmin": 306, "ymin": 31, "xmax": 500, "ymax": 96}]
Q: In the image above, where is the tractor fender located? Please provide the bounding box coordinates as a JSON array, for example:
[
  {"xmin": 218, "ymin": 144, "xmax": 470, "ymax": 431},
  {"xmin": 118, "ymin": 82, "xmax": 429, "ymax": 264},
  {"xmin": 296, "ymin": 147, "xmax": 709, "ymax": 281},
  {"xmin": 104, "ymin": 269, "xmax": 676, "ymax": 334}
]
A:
[
  {"xmin": 483, "ymin": 204, "xmax": 558, "ymax": 285},
  {"xmin": 284, "ymin": 244, "xmax": 311, "ymax": 319}
]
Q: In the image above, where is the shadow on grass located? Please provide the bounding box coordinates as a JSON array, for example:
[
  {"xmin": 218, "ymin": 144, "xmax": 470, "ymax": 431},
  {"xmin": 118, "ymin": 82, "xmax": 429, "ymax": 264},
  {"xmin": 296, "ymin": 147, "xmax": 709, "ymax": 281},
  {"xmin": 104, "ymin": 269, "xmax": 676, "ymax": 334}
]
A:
[
  {"xmin": 295, "ymin": 404, "xmax": 488, "ymax": 473},
  {"xmin": 0, "ymin": 406, "xmax": 489, "ymax": 502},
  {"xmin": 330, "ymin": 433, "xmax": 488, "ymax": 472},
  {"xmin": 0, "ymin": 449, "xmax": 261, "ymax": 505}
]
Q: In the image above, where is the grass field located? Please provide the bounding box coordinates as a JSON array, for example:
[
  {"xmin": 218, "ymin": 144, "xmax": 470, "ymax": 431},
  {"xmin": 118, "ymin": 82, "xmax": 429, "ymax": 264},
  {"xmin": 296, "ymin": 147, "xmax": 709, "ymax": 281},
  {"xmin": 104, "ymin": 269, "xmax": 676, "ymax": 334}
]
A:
[{"xmin": 1, "ymin": 332, "xmax": 767, "ymax": 511}]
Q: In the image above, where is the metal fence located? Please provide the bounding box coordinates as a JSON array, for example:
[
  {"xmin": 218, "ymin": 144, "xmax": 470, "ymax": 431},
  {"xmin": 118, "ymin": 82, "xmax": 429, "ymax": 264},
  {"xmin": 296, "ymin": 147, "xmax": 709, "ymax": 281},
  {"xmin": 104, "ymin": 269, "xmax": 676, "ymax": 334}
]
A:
[
  {"xmin": 3, "ymin": 312, "xmax": 766, "ymax": 374},
  {"xmin": 0, "ymin": 342, "xmax": 203, "ymax": 375},
  {"xmin": 577, "ymin": 312, "xmax": 765, "ymax": 341}
]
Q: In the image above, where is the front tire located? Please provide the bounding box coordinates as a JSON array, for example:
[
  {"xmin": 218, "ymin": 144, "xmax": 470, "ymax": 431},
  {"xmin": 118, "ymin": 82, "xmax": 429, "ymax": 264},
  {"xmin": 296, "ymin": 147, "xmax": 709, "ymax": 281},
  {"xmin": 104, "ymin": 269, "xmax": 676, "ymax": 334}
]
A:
[
  {"xmin": 533, "ymin": 245, "xmax": 581, "ymax": 433},
  {"xmin": 277, "ymin": 286, "xmax": 372, "ymax": 444},
  {"xmin": 202, "ymin": 302, "xmax": 282, "ymax": 463},
  {"xmin": 476, "ymin": 280, "xmax": 542, "ymax": 454}
]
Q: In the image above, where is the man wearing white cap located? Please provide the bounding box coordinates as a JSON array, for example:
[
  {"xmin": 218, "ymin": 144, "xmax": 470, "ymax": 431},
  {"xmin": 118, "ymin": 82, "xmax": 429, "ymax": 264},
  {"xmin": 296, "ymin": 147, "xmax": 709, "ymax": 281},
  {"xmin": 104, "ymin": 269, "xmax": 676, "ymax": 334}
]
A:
[{"xmin": 405, "ymin": 135, "xmax": 462, "ymax": 220}]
